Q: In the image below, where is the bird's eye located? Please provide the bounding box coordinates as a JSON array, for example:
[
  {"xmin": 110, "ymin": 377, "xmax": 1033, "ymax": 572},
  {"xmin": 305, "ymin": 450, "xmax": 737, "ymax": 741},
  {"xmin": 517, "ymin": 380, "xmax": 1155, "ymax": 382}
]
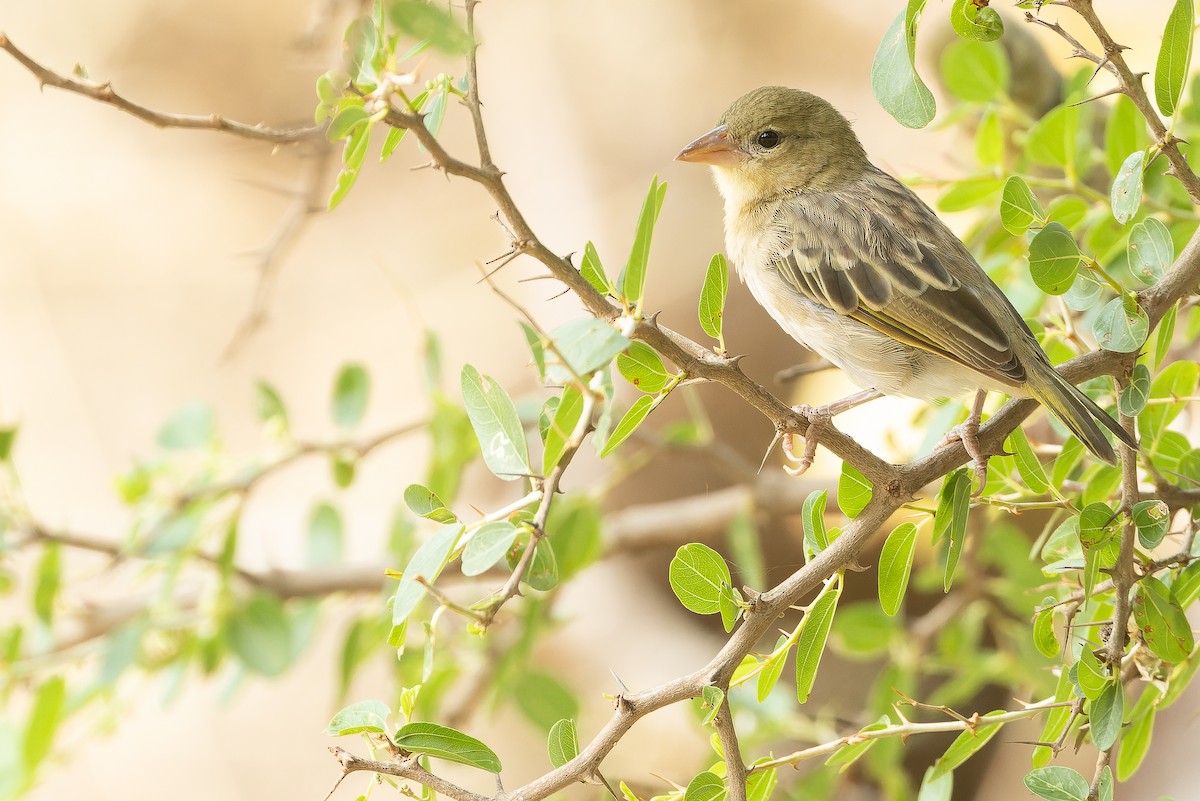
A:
[{"xmin": 757, "ymin": 130, "xmax": 781, "ymax": 149}]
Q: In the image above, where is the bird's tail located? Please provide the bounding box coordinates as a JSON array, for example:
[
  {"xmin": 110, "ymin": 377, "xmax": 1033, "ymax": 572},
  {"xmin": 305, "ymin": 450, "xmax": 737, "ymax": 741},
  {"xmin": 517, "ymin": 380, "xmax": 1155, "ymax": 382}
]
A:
[{"xmin": 1024, "ymin": 361, "xmax": 1137, "ymax": 464}]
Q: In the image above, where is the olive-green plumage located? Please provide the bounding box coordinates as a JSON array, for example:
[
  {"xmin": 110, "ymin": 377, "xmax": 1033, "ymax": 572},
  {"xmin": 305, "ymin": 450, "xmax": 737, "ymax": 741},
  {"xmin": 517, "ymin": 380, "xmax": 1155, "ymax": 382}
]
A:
[{"xmin": 677, "ymin": 86, "xmax": 1134, "ymax": 463}]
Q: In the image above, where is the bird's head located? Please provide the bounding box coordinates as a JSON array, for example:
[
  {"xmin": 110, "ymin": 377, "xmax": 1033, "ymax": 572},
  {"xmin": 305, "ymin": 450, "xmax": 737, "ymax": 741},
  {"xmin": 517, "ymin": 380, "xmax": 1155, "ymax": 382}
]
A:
[{"xmin": 676, "ymin": 86, "xmax": 868, "ymax": 205}]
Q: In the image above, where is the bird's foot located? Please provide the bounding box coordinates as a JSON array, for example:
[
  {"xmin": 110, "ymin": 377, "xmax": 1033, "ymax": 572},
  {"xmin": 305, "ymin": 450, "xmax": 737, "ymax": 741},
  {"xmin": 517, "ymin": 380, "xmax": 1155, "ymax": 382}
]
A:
[
  {"xmin": 937, "ymin": 418, "xmax": 990, "ymax": 492},
  {"xmin": 782, "ymin": 404, "xmax": 827, "ymax": 477}
]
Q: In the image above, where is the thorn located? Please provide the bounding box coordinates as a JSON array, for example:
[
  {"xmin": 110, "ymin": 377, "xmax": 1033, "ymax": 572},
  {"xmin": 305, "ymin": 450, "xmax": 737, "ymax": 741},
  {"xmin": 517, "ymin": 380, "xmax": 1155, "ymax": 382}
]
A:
[{"xmin": 1070, "ymin": 85, "xmax": 1124, "ymax": 106}]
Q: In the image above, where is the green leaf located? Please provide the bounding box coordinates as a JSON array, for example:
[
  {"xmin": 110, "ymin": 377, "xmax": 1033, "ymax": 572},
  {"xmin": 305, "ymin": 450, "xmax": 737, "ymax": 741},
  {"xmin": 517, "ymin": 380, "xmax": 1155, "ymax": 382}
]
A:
[
  {"xmin": 326, "ymin": 699, "xmax": 390, "ymax": 735},
  {"xmin": 546, "ymin": 496, "xmax": 604, "ymax": 580},
  {"xmin": 580, "ymin": 242, "xmax": 611, "ymax": 295},
  {"xmin": 228, "ymin": 592, "xmax": 293, "ymax": 677},
  {"xmin": 1023, "ymin": 766, "xmax": 1089, "ymax": 801},
  {"xmin": 547, "ymin": 318, "xmax": 630, "ymax": 379},
  {"xmin": 328, "ymin": 166, "xmax": 360, "ymax": 210},
  {"xmin": 1093, "ymin": 294, "xmax": 1149, "ymax": 353},
  {"xmin": 837, "ymin": 461, "xmax": 873, "ymax": 519},
  {"xmin": 1105, "ymin": 96, "xmax": 1146, "ymax": 177},
  {"xmin": 916, "ymin": 766, "xmax": 953, "ymax": 801},
  {"xmin": 698, "ymin": 253, "xmax": 729, "ymax": 342},
  {"xmin": 617, "ymin": 342, "xmax": 670, "ymax": 394},
  {"xmin": 1033, "ymin": 603, "xmax": 1059, "ymax": 659},
  {"xmin": 1000, "ymin": 176, "xmax": 1045, "ymax": 235},
  {"xmin": 393, "ymin": 722, "xmax": 502, "ymax": 772},
  {"xmin": 1090, "ymin": 681, "xmax": 1124, "ymax": 750},
  {"xmin": 1133, "ymin": 576, "xmax": 1194, "ymax": 662},
  {"xmin": 940, "ymin": 40, "xmax": 1008, "ymax": 102},
  {"xmin": 1155, "ymin": 0, "xmax": 1194, "ymax": 116},
  {"xmin": 699, "ymin": 685, "xmax": 725, "ymax": 725},
  {"xmin": 404, "ymin": 484, "xmax": 457, "ymax": 524},
  {"xmin": 669, "ymin": 543, "xmax": 732, "ymax": 615},
  {"xmin": 461, "ymin": 365, "xmax": 531, "ymax": 480},
  {"xmin": 387, "ymin": 1, "xmax": 473, "ymax": 53},
  {"xmin": 158, "ymin": 401, "xmax": 215, "ymax": 450},
  {"xmin": 757, "ymin": 635, "xmax": 791, "ymax": 702},
  {"xmin": 801, "ymin": 490, "xmax": 830, "ymax": 557},
  {"xmin": 1026, "ymin": 105, "xmax": 1075, "ymax": 168},
  {"xmin": 599, "ymin": 395, "xmax": 656, "ymax": 457},
  {"xmin": 937, "ymin": 176, "xmax": 1004, "ymax": 212},
  {"xmin": 933, "ymin": 468, "xmax": 971, "ymax": 591},
  {"xmin": 1140, "ymin": 360, "xmax": 1198, "ymax": 439},
  {"xmin": 327, "ymin": 105, "xmax": 369, "ymax": 140},
  {"xmin": 514, "ymin": 671, "xmax": 578, "ymax": 732},
  {"xmin": 929, "ymin": 711, "xmax": 1003, "ymax": 780},
  {"xmin": 796, "ymin": 583, "xmax": 841, "ymax": 703},
  {"xmin": 871, "ymin": 6, "xmax": 936, "ymax": 129},
  {"xmin": 1006, "ymin": 428, "xmax": 1049, "ymax": 494},
  {"xmin": 1152, "ymin": 301, "xmax": 1177, "ymax": 370},
  {"xmin": 22, "ymin": 675, "xmax": 65, "ymax": 774},
  {"xmin": 461, "ymin": 521, "xmax": 518, "ymax": 576},
  {"xmin": 307, "ymin": 502, "xmax": 344, "ymax": 567},
  {"xmin": 1028, "ymin": 222, "xmax": 1083, "ymax": 295},
  {"xmin": 618, "ymin": 176, "xmax": 667, "ymax": 310},
  {"xmin": 825, "ymin": 717, "xmax": 888, "ymax": 772},
  {"xmin": 1077, "ymin": 647, "xmax": 1108, "ymax": 700},
  {"xmin": 1174, "ymin": 560, "xmax": 1200, "ymax": 608},
  {"xmin": 746, "ymin": 765, "xmax": 777, "ymax": 801},
  {"xmin": 392, "ymin": 524, "xmax": 462, "ymax": 625},
  {"xmin": 1133, "ymin": 500, "xmax": 1170, "ymax": 549},
  {"xmin": 878, "ymin": 522, "xmax": 918, "ymax": 616},
  {"xmin": 32, "ymin": 542, "xmax": 60, "ymax": 625},
  {"xmin": 1116, "ymin": 703, "xmax": 1155, "ymax": 780},
  {"xmin": 547, "ymin": 719, "xmax": 578, "ymax": 768},
  {"xmin": 1079, "ymin": 502, "xmax": 1118, "ymax": 548},
  {"xmin": 684, "ymin": 771, "xmax": 727, "ymax": 801},
  {"xmin": 1063, "ymin": 271, "xmax": 1106, "ymax": 312},
  {"xmin": 522, "ymin": 538, "xmax": 559, "ymax": 592},
  {"xmin": 1128, "ymin": 217, "xmax": 1174, "ymax": 284},
  {"xmin": 975, "ymin": 109, "xmax": 1004, "ymax": 166},
  {"xmin": 254, "ymin": 381, "xmax": 288, "ymax": 430},
  {"xmin": 381, "ymin": 125, "xmax": 407, "ymax": 161},
  {"xmin": 1120, "ymin": 363, "xmax": 1152, "ymax": 416},
  {"xmin": 949, "ymin": 0, "xmax": 1003, "ymax": 42},
  {"xmin": 542, "ymin": 385, "xmax": 585, "ymax": 475},
  {"xmin": 345, "ymin": 16, "xmax": 379, "ymax": 86},
  {"xmin": 1110, "ymin": 150, "xmax": 1145, "ymax": 224},
  {"xmin": 332, "ymin": 363, "xmax": 370, "ymax": 429}
]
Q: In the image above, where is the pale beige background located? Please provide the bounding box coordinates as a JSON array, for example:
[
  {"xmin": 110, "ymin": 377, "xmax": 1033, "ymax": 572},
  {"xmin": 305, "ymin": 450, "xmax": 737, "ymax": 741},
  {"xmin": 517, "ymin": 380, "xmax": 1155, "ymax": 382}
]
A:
[{"xmin": 1, "ymin": 1, "xmax": 1193, "ymax": 800}]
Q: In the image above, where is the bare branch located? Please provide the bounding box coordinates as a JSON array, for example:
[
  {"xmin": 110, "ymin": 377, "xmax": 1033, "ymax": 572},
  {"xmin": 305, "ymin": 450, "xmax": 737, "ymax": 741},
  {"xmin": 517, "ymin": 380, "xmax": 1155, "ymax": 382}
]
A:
[{"xmin": 0, "ymin": 33, "xmax": 323, "ymax": 144}]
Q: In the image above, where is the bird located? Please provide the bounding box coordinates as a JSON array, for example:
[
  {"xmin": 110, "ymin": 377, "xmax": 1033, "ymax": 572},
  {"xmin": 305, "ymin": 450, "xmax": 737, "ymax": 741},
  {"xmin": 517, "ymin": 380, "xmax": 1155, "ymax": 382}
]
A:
[{"xmin": 675, "ymin": 86, "xmax": 1135, "ymax": 485}]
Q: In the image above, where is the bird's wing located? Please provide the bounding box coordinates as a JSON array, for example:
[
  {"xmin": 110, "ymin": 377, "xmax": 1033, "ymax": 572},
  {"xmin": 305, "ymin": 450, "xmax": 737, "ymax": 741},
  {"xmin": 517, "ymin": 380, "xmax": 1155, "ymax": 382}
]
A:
[{"xmin": 775, "ymin": 182, "xmax": 1027, "ymax": 387}]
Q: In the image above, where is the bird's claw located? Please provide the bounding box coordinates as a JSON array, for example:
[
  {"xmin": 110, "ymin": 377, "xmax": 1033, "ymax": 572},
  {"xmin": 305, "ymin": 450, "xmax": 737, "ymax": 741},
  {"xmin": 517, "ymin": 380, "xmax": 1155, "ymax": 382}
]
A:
[
  {"xmin": 938, "ymin": 417, "xmax": 989, "ymax": 495},
  {"xmin": 782, "ymin": 404, "xmax": 826, "ymax": 477}
]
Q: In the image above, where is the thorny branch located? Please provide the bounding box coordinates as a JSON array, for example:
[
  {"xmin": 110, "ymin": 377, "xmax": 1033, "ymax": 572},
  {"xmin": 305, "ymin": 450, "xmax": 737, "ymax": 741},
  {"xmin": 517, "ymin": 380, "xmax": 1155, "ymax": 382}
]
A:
[
  {"xmin": 0, "ymin": 33, "xmax": 322, "ymax": 144},
  {"xmin": 329, "ymin": 2, "xmax": 1200, "ymax": 798}
]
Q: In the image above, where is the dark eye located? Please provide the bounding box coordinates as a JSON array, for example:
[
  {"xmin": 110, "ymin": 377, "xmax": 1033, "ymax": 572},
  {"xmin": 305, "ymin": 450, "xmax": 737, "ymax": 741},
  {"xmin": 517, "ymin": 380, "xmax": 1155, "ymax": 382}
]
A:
[{"xmin": 757, "ymin": 130, "xmax": 781, "ymax": 149}]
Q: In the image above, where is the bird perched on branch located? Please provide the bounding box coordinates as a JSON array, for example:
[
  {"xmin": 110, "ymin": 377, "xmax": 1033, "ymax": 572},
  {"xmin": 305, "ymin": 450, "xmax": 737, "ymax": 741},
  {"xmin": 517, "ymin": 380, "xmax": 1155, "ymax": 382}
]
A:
[{"xmin": 676, "ymin": 86, "xmax": 1134, "ymax": 484}]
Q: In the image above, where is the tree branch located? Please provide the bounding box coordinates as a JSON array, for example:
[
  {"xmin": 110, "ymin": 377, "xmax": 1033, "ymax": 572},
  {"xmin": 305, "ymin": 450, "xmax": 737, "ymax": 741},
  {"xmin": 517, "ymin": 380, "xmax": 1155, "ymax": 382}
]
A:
[{"xmin": 0, "ymin": 33, "xmax": 323, "ymax": 144}]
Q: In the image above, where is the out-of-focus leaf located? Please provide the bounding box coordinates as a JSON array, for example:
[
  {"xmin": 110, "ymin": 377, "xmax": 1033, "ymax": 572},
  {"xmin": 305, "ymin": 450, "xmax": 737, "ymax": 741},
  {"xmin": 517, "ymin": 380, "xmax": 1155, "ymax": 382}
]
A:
[
  {"xmin": 871, "ymin": 5, "xmax": 936, "ymax": 129},
  {"xmin": 1154, "ymin": 0, "xmax": 1194, "ymax": 116},
  {"xmin": 461, "ymin": 365, "xmax": 530, "ymax": 480}
]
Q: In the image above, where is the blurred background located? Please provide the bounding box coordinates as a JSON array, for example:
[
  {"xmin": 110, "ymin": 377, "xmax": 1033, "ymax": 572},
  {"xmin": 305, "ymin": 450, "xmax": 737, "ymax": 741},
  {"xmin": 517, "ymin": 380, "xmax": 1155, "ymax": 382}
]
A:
[{"xmin": 0, "ymin": 1, "xmax": 1193, "ymax": 799}]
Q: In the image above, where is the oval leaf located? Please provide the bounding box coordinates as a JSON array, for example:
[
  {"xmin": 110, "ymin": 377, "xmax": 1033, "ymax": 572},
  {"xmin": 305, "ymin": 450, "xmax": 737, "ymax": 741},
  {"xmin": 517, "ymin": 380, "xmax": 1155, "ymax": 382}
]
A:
[
  {"xmin": 1155, "ymin": 0, "xmax": 1194, "ymax": 116},
  {"xmin": 1028, "ymin": 222, "xmax": 1083, "ymax": 295},
  {"xmin": 393, "ymin": 722, "xmax": 502, "ymax": 773},
  {"xmin": 698, "ymin": 253, "xmax": 729, "ymax": 342},
  {"xmin": 547, "ymin": 719, "xmax": 579, "ymax": 768},
  {"xmin": 1000, "ymin": 176, "xmax": 1045, "ymax": 235},
  {"xmin": 669, "ymin": 543, "xmax": 732, "ymax": 615},
  {"xmin": 1023, "ymin": 766, "xmax": 1089, "ymax": 801},
  {"xmin": 878, "ymin": 522, "xmax": 918, "ymax": 616},
  {"xmin": 796, "ymin": 583, "xmax": 841, "ymax": 703},
  {"xmin": 461, "ymin": 521, "xmax": 519, "ymax": 576},
  {"xmin": 1133, "ymin": 576, "xmax": 1194, "ymax": 662},
  {"xmin": 1127, "ymin": 217, "xmax": 1173, "ymax": 284},
  {"xmin": 617, "ymin": 342, "xmax": 670, "ymax": 394},
  {"xmin": 871, "ymin": 8, "xmax": 936, "ymax": 129},
  {"xmin": 1110, "ymin": 150, "xmax": 1144, "ymax": 224},
  {"xmin": 1093, "ymin": 294, "xmax": 1149, "ymax": 353},
  {"xmin": 326, "ymin": 699, "xmax": 390, "ymax": 736},
  {"xmin": 461, "ymin": 365, "xmax": 531, "ymax": 480}
]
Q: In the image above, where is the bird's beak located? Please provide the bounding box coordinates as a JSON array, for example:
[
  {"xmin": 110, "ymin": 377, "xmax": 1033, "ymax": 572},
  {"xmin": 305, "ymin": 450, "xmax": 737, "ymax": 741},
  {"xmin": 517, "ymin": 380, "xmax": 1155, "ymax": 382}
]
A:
[{"xmin": 675, "ymin": 124, "xmax": 745, "ymax": 166}]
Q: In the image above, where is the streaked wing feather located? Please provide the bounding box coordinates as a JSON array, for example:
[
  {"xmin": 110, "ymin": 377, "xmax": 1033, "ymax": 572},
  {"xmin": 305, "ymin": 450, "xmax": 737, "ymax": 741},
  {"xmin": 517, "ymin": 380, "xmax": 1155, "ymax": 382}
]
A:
[{"xmin": 776, "ymin": 188, "xmax": 1026, "ymax": 387}]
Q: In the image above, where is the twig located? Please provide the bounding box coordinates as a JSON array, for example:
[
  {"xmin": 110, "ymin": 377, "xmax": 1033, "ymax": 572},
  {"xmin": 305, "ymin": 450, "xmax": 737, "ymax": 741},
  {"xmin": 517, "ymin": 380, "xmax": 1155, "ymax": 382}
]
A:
[
  {"xmin": 224, "ymin": 143, "xmax": 336, "ymax": 358},
  {"xmin": 0, "ymin": 33, "xmax": 322, "ymax": 144},
  {"xmin": 749, "ymin": 697, "xmax": 1068, "ymax": 771},
  {"xmin": 331, "ymin": 747, "xmax": 490, "ymax": 801}
]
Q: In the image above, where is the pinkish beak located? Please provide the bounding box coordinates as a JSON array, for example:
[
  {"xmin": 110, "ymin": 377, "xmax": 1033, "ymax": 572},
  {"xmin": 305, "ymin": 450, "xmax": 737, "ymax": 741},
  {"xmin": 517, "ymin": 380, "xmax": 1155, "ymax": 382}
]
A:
[{"xmin": 675, "ymin": 124, "xmax": 745, "ymax": 166}]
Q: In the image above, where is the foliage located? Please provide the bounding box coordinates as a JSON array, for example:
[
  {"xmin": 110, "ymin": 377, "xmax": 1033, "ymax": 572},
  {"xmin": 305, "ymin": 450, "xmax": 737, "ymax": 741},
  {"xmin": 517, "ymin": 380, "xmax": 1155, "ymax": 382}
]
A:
[{"xmin": 2, "ymin": 2, "xmax": 1199, "ymax": 801}]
